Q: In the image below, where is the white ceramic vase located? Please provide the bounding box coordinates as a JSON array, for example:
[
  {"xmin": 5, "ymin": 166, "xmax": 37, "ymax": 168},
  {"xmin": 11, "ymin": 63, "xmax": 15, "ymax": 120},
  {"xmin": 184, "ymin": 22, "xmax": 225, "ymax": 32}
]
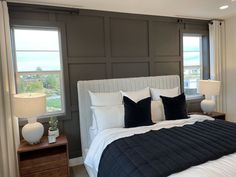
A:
[
  {"xmin": 201, "ymin": 99, "xmax": 216, "ymax": 114},
  {"xmin": 22, "ymin": 118, "xmax": 44, "ymax": 144}
]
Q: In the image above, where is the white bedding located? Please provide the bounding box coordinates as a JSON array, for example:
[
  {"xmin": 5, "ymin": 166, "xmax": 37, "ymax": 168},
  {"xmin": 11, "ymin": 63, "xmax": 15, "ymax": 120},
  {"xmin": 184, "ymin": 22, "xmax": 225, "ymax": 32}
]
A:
[{"xmin": 85, "ymin": 115, "xmax": 236, "ymax": 177}]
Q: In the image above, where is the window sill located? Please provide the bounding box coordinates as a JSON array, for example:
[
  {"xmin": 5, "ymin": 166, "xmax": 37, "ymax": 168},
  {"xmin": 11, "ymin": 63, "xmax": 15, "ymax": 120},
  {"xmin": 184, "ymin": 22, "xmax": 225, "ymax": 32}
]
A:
[
  {"xmin": 18, "ymin": 112, "xmax": 66, "ymax": 126},
  {"xmin": 186, "ymin": 95, "xmax": 204, "ymax": 101}
]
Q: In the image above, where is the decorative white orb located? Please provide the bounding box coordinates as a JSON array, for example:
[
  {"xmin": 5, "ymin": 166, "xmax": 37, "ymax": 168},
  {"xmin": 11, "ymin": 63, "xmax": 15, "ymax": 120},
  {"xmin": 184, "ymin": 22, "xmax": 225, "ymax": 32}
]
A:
[
  {"xmin": 22, "ymin": 122, "xmax": 44, "ymax": 144},
  {"xmin": 201, "ymin": 99, "xmax": 216, "ymax": 114}
]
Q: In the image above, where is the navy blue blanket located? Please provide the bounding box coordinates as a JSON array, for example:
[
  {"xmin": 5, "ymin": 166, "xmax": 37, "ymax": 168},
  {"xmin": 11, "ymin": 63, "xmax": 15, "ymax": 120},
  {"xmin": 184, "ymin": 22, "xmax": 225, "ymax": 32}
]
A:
[{"xmin": 98, "ymin": 120, "xmax": 236, "ymax": 177}]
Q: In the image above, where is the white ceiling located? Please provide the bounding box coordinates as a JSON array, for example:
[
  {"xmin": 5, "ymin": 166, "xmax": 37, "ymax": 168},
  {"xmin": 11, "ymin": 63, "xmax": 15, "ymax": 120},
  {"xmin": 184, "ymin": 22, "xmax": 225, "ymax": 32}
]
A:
[{"xmin": 8, "ymin": 0, "xmax": 236, "ymax": 20}]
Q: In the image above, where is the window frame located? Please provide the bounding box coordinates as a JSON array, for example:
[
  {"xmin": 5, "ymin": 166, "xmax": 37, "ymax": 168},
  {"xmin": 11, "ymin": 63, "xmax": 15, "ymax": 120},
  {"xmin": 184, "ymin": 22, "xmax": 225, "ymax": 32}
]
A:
[
  {"xmin": 183, "ymin": 34, "xmax": 203, "ymax": 100},
  {"xmin": 12, "ymin": 26, "xmax": 66, "ymax": 118},
  {"xmin": 181, "ymin": 29, "xmax": 210, "ymax": 101}
]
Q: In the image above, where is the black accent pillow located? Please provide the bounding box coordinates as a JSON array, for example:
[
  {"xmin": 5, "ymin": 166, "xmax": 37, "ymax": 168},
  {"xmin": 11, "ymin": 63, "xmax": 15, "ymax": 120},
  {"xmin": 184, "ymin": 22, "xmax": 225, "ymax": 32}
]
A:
[
  {"xmin": 160, "ymin": 93, "xmax": 189, "ymax": 120},
  {"xmin": 123, "ymin": 96, "xmax": 153, "ymax": 128}
]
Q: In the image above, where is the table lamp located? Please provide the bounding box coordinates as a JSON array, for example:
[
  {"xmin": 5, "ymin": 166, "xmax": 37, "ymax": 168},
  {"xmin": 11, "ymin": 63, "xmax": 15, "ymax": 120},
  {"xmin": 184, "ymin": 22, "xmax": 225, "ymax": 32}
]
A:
[
  {"xmin": 198, "ymin": 80, "xmax": 221, "ymax": 114},
  {"xmin": 13, "ymin": 93, "xmax": 46, "ymax": 144}
]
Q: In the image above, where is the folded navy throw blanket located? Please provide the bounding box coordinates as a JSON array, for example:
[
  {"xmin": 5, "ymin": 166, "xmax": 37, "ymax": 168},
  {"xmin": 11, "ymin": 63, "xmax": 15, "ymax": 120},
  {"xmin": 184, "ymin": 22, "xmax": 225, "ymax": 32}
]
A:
[{"xmin": 98, "ymin": 120, "xmax": 236, "ymax": 177}]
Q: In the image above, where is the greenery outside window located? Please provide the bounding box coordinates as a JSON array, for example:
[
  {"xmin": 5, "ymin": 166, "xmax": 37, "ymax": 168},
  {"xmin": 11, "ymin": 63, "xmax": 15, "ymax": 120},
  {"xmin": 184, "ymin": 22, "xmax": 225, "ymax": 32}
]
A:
[
  {"xmin": 12, "ymin": 28, "xmax": 65, "ymax": 116},
  {"xmin": 183, "ymin": 35, "xmax": 203, "ymax": 98}
]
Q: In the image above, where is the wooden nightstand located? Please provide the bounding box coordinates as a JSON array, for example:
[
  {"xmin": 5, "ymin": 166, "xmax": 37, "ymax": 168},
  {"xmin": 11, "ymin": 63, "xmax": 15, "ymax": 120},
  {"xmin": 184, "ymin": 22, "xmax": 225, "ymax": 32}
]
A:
[
  {"xmin": 18, "ymin": 135, "xmax": 69, "ymax": 177},
  {"xmin": 189, "ymin": 111, "xmax": 226, "ymax": 120}
]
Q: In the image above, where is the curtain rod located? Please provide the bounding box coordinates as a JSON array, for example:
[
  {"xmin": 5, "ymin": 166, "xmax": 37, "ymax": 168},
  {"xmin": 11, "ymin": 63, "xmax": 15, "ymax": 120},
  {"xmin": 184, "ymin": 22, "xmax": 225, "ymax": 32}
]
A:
[{"xmin": 209, "ymin": 19, "xmax": 224, "ymax": 25}]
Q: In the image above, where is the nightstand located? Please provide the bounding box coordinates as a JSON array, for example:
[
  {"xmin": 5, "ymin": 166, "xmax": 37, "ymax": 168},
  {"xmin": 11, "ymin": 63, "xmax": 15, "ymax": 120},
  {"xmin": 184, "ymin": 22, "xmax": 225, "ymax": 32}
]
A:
[
  {"xmin": 18, "ymin": 135, "xmax": 69, "ymax": 177},
  {"xmin": 189, "ymin": 111, "xmax": 226, "ymax": 120}
]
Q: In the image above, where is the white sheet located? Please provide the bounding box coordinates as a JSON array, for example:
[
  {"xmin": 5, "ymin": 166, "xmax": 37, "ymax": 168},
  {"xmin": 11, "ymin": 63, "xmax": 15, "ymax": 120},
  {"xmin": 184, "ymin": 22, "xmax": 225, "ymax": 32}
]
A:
[{"xmin": 85, "ymin": 115, "xmax": 236, "ymax": 177}]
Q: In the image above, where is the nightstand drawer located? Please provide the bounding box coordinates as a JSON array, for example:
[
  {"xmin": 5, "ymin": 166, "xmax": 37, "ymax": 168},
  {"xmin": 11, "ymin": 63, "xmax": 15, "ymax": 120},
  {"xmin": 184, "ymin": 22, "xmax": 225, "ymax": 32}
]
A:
[
  {"xmin": 21, "ymin": 165, "xmax": 68, "ymax": 177},
  {"xmin": 20, "ymin": 152, "xmax": 67, "ymax": 175}
]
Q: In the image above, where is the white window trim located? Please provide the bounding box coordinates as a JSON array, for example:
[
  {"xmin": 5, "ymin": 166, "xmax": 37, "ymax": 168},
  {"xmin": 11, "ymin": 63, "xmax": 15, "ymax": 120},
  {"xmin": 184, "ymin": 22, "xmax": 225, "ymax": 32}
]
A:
[{"xmin": 12, "ymin": 26, "xmax": 65, "ymax": 117}]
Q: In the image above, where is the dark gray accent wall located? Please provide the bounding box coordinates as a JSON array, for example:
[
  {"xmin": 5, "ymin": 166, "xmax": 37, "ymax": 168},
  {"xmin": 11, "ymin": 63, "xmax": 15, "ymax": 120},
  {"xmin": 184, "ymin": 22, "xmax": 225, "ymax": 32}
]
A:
[{"xmin": 8, "ymin": 3, "xmax": 209, "ymax": 158}]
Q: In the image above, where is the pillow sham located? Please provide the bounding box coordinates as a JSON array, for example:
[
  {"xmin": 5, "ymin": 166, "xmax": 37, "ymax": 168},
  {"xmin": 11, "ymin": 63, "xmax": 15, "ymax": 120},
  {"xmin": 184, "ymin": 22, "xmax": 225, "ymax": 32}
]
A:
[
  {"xmin": 121, "ymin": 87, "xmax": 150, "ymax": 103},
  {"xmin": 160, "ymin": 93, "xmax": 189, "ymax": 120},
  {"xmin": 91, "ymin": 105, "xmax": 124, "ymax": 133},
  {"xmin": 124, "ymin": 96, "xmax": 153, "ymax": 128},
  {"xmin": 150, "ymin": 87, "xmax": 179, "ymax": 101},
  {"xmin": 151, "ymin": 101, "xmax": 165, "ymax": 123},
  {"xmin": 89, "ymin": 91, "xmax": 122, "ymax": 106}
]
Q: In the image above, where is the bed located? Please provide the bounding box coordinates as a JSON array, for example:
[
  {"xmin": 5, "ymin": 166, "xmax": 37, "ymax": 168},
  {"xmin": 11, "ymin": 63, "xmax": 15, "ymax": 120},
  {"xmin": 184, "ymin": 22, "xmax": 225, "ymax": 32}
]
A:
[{"xmin": 77, "ymin": 75, "xmax": 236, "ymax": 177}]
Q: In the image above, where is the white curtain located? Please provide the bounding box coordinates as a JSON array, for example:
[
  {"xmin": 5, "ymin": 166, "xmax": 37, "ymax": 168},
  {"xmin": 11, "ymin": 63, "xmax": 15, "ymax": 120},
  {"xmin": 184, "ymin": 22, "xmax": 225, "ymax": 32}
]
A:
[
  {"xmin": 0, "ymin": 1, "xmax": 19, "ymax": 177},
  {"xmin": 209, "ymin": 20, "xmax": 226, "ymax": 112}
]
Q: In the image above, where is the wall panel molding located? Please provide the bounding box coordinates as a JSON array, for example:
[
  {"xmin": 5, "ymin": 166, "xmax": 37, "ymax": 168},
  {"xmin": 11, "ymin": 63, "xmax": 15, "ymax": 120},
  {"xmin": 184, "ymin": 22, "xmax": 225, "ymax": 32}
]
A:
[
  {"xmin": 153, "ymin": 61, "xmax": 181, "ymax": 76},
  {"xmin": 66, "ymin": 15, "xmax": 106, "ymax": 57},
  {"xmin": 68, "ymin": 57, "xmax": 107, "ymax": 64},
  {"xmin": 112, "ymin": 62, "xmax": 149, "ymax": 78},
  {"xmin": 110, "ymin": 17, "xmax": 149, "ymax": 57},
  {"xmin": 153, "ymin": 56, "xmax": 182, "ymax": 62}
]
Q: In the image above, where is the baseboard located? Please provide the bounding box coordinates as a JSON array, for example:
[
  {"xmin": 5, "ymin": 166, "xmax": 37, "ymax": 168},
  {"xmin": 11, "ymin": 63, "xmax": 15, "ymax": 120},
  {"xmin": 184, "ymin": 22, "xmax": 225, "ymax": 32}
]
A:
[{"xmin": 69, "ymin": 156, "xmax": 83, "ymax": 167}]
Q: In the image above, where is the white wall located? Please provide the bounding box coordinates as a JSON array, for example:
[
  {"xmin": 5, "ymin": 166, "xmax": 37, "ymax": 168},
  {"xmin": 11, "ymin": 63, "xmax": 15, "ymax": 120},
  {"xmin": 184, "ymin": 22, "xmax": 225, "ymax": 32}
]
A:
[{"xmin": 225, "ymin": 15, "xmax": 236, "ymax": 122}]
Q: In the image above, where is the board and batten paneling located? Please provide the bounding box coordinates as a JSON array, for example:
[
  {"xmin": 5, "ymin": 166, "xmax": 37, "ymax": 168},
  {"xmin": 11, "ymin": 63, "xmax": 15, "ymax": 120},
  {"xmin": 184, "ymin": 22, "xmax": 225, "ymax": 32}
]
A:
[
  {"xmin": 8, "ymin": 3, "xmax": 209, "ymax": 158},
  {"xmin": 66, "ymin": 15, "xmax": 106, "ymax": 57},
  {"xmin": 152, "ymin": 21, "xmax": 180, "ymax": 57},
  {"xmin": 154, "ymin": 62, "xmax": 181, "ymax": 76},
  {"xmin": 110, "ymin": 18, "xmax": 149, "ymax": 57},
  {"xmin": 112, "ymin": 62, "xmax": 150, "ymax": 78}
]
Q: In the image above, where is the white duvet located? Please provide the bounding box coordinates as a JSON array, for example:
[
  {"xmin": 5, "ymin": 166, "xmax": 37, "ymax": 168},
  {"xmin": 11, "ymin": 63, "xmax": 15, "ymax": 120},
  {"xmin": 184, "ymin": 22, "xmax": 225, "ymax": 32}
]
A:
[{"xmin": 85, "ymin": 115, "xmax": 236, "ymax": 177}]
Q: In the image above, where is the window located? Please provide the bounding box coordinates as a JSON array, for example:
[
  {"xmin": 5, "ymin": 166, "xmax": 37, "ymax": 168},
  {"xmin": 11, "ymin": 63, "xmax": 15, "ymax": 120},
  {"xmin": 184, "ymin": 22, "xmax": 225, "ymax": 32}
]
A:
[
  {"xmin": 183, "ymin": 35, "xmax": 203, "ymax": 98},
  {"xmin": 13, "ymin": 28, "xmax": 65, "ymax": 116}
]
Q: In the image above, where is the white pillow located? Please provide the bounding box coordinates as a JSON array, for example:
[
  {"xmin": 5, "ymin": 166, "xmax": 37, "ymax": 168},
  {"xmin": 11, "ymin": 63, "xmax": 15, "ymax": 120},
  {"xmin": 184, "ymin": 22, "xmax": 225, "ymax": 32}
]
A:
[
  {"xmin": 91, "ymin": 105, "xmax": 124, "ymax": 133},
  {"xmin": 150, "ymin": 87, "xmax": 179, "ymax": 101},
  {"xmin": 121, "ymin": 87, "xmax": 150, "ymax": 103},
  {"xmin": 151, "ymin": 101, "xmax": 165, "ymax": 123},
  {"xmin": 89, "ymin": 91, "xmax": 122, "ymax": 106}
]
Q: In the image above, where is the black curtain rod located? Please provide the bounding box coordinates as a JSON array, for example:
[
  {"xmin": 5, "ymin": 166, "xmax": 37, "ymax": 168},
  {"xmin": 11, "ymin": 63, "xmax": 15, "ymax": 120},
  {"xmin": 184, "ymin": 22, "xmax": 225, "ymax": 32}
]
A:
[{"xmin": 209, "ymin": 20, "xmax": 223, "ymax": 25}]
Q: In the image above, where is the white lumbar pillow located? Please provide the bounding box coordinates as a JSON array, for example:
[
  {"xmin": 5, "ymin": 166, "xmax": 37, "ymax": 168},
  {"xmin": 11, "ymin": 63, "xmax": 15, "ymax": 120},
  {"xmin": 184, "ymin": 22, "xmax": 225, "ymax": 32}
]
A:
[
  {"xmin": 91, "ymin": 105, "xmax": 124, "ymax": 133},
  {"xmin": 151, "ymin": 101, "xmax": 165, "ymax": 123},
  {"xmin": 89, "ymin": 91, "xmax": 122, "ymax": 106},
  {"xmin": 120, "ymin": 87, "xmax": 150, "ymax": 103},
  {"xmin": 150, "ymin": 87, "xmax": 179, "ymax": 101}
]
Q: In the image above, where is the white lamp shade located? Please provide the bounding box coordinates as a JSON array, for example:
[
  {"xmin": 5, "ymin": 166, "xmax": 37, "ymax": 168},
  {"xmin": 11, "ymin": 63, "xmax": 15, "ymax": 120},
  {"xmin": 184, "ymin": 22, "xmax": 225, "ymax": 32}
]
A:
[
  {"xmin": 13, "ymin": 93, "xmax": 46, "ymax": 118},
  {"xmin": 198, "ymin": 80, "xmax": 221, "ymax": 97}
]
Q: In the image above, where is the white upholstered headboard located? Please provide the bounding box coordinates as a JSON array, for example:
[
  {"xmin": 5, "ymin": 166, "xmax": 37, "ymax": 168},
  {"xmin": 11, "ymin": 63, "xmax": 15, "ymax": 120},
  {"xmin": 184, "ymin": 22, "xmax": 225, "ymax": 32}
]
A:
[{"xmin": 77, "ymin": 75, "xmax": 180, "ymax": 160}]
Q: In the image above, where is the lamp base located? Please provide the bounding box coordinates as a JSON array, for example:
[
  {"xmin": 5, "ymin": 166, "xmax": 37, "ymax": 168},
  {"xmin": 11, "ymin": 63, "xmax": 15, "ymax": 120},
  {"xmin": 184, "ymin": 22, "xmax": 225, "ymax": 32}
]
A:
[
  {"xmin": 22, "ymin": 119, "xmax": 44, "ymax": 144},
  {"xmin": 200, "ymin": 99, "xmax": 216, "ymax": 114}
]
